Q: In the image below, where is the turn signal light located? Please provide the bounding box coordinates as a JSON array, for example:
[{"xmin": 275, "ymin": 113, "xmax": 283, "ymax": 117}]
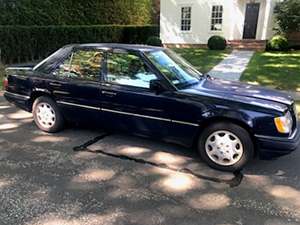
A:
[{"xmin": 274, "ymin": 112, "xmax": 293, "ymax": 134}]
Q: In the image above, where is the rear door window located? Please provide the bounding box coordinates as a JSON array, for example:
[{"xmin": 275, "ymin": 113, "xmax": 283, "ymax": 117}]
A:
[{"xmin": 55, "ymin": 49, "xmax": 104, "ymax": 82}]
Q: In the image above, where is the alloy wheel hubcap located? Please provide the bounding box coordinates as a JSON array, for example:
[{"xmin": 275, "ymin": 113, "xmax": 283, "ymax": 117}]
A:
[
  {"xmin": 205, "ymin": 130, "xmax": 244, "ymax": 166},
  {"xmin": 36, "ymin": 103, "xmax": 56, "ymax": 129}
]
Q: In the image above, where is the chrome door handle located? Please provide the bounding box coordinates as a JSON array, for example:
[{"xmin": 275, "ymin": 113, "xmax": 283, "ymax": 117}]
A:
[
  {"xmin": 102, "ymin": 90, "xmax": 117, "ymax": 97},
  {"xmin": 49, "ymin": 82, "xmax": 62, "ymax": 87}
]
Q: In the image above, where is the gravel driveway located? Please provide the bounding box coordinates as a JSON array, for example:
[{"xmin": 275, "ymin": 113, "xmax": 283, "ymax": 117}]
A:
[{"xmin": 1, "ymin": 94, "xmax": 300, "ymax": 225}]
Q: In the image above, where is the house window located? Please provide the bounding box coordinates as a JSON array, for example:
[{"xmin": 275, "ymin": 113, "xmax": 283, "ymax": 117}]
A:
[
  {"xmin": 211, "ymin": 5, "xmax": 223, "ymax": 31},
  {"xmin": 181, "ymin": 7, "xmax": 192, "ymax": 31}
]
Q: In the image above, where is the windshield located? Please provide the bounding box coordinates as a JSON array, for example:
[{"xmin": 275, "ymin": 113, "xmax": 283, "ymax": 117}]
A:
[{"xmin": 145, "ymin": 49, "xmax": 202, "ymax": 89}]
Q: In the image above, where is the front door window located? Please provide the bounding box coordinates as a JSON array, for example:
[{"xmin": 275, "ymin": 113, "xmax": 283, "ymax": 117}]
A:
[{"xmin": 105, "ymin": 51, "xmax": 158, "ymax": 88}]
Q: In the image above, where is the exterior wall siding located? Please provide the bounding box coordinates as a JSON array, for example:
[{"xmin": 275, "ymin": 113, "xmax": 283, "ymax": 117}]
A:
[{"xmin": 160, "ymin": 0, "xmax": 278, "ymax": 45}]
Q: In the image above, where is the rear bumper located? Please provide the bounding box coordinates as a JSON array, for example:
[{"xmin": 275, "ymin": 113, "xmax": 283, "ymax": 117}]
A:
[
  {"xmin": 4, "ymin": 91, "xmax": 31, "ymax": 112},
  {"xmin": 256, "ymin": 126, "xmax": 300, "ymax": 159}
]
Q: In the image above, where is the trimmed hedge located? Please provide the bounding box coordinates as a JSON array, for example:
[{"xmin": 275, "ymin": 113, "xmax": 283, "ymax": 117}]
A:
[
  {"xmin": 0, "ymin": 0, "xmax": 154, "ymax": 26},
  {"xmin": 146, "ymin": 36, "xmax": 162, "ymax": 46},
  {"xmin": 0, "ymin": 25, "xmax": 159, "ymax": 64}
]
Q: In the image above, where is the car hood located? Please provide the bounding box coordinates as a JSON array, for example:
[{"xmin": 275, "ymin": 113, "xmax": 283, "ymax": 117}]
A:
[{"xmin": 181, "ymin": 78, "xmax": 294, "ymax": 111}]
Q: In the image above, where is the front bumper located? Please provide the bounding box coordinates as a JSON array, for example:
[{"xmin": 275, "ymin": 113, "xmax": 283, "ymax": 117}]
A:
[{"xmin": 256, "ymin": 126, "xmax": 300, "ymax": 159}]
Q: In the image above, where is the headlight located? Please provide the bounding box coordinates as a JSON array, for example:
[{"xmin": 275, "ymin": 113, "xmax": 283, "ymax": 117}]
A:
[{"xmin": 274, "ymin": 111, "xmax": 293, "ymax": 134}]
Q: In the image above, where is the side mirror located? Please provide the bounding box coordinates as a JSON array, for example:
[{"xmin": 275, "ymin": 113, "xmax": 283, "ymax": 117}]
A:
[{"xmin": 150, "ymin": 79, "xmax": 166, "ymax": 94}]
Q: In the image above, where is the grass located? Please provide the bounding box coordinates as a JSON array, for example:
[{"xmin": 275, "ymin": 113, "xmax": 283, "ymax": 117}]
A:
[
  {"xmin": 173, "ymin": 48, "xmax": 231, "ymax": 74},
  {"xmin": 241, "ymin": 51, "xmax": 300, "ymax": 92}
]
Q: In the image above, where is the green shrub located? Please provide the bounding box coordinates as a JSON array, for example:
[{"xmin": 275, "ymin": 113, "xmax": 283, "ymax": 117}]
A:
[
  {"xmin": 267, "ymin": 35, "xmax": 289, "ymax": 51},
  {"xmin": 0, "ymin": 25, "xmax": 159, "ymax": 63},
  {"xmin": 146, "ymin": 36, "xmax": 162, "ymax": 46},
  {"xmin": 207, "ymin": 36, "xmax": 227, "ymax": 50}
]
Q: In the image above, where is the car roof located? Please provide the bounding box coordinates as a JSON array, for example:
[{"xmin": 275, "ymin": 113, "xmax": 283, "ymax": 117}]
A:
[{"xmin": 65, "ymin": 43, "xmax": 165, "ymax": 52}]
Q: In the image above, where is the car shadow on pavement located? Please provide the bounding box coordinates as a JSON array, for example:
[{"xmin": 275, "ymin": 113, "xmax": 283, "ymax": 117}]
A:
[{"xmin": 76, "ymin": 132, "xmax": 242, "ymax": 187}]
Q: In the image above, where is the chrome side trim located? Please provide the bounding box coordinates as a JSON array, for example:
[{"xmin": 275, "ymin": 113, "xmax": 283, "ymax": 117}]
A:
[
  {"xmin": 102, "ymin": 108, "xmax": 199, "ymax": 127},
  {"xmin": 7, "ymin": 67, "xmax": 32, "ymax": 70},
  {"xmin": 102, "ymin": 108, "xmax": 171, "ymax": 122},
  {"xmin": 56, "ymin": 101, "xmax": 199, "ymax": 127},
  {"xmin": 4, "ymin": 91, "xmax": 30, "ymax": 100},
  {"xmin": 57, "ymin": 101, "xmax": 100, "ymax": 111},
  {"xmin": 53, "ymin": 91, "xmax": 70, "ymax": 95},
  {"xmin": 172, "ymin": 120, "xmax": 199, "ymax": 127}
]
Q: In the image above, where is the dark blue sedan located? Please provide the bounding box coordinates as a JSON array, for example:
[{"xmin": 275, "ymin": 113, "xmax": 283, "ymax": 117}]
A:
[{"xmin": 3, "ymin": 44, "xmax": 300, "ymax": 171}]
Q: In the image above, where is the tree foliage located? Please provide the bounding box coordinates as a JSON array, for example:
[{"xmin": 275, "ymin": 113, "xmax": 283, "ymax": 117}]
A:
[
  {"xmin": 274, "ymin": 0, "xmax": 300, "ymax": 33},
  {"xmin": 0, "ymin": 0, "xmax": 154, "ymax": 26}
]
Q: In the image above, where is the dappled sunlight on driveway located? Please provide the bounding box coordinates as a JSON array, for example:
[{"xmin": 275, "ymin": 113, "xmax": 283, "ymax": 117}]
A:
[
  {"xmin": 31, "ymin": 135, "xmax": 69, "ymax": 143},
  {"xmin": 0, "ymin": 122, "xmax": 20, "ymax": 130},
  {"xmin": 270, "ymin": 185, "xmax": 300, "ymax": 209},
  {"xmin": 150, "ymin": 151, "xmax": 188, "ymax": 166},
  {"xmin": 243, "ymin": 160, "xmax": 300, "ymax": 219},
  {"xmin": 7, "ymin": 109, "xmax": 32, "ymax": 120},
  {"xmin": 27, "ymin": 210, "xmax": 125, "ymax": 225},
  {"xmin": 188, "ymin": 193, "xmax": 231, "ymax": 210},
  {"xmin": 72, "ymin": 168, "xmax": 116, "ymax": 183},
  {"xmin": 0, "ymin": 178, "xmax": 13, "ymax": 189},
  {"xmin": 0, "ymin": 105, "xmax": 11, "ymax": 110},
  {"xmin": 152, "ymin": 171, "xmax": 203, "ymax": 194},
  {"xmin": 118, "ymin": 146, "xmax": 151, "ymax": 156}
]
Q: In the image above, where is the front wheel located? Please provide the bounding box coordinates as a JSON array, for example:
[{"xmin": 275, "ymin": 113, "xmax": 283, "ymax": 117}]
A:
[
  {"xmin": 32, "ymin": 96, "xmax": 64, "ymax": 133},
  {"xmin": 198, "ymin": 122, "xmax": 254, "ymax": 172}
]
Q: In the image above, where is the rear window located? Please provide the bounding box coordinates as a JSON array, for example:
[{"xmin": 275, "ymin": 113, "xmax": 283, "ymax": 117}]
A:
[{"xmin": 34, "ymin": 46, "xmax": 73, "ymax": 74}]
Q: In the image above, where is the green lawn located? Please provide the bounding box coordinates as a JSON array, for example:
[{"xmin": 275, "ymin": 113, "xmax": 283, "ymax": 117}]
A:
[
  {"xmin": 241, "ymin": 51, "xmax": 300, "ymax": 92},
  {"xmin": 173, "ymin": 48, "xmax": 231, "ymax": 74}
]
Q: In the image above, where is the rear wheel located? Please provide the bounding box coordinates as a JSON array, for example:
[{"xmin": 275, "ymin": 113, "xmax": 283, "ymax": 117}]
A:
[
  {"xmin": 33, "ymin": 96, "xmax": 64, "ymax": 133},
  {"xmin": 198, "ymin": 122, "xmax": 254, "ymax": 172}
]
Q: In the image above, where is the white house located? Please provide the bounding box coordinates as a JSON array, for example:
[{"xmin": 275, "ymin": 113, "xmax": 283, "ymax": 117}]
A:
[{"xmin": 160, "ymin": 0, "xmax": 279, "ymax": 48}]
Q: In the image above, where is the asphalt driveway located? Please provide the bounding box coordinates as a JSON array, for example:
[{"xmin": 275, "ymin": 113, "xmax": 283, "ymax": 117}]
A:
[{"xmin": 1, "ymin": 94, "xmax": 300, "ymax": 225}]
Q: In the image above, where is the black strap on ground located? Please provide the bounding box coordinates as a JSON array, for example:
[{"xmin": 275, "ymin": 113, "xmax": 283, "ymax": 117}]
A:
[
  {"xmin": 73, "ymin": 133, "xmax": 243, "ymax": 188},
  {"xmin": 73, "ymin": 132, "xmax": 111, "ymax": 152}
]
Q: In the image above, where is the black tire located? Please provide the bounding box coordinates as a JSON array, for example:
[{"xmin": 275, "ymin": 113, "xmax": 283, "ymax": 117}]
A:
[
  {"xmin": 198, "ymin": 122, "xmax": 254, "ymax": 172},
  {"xmin": 32, "ymin": 96, "xmax": 64, "ymax": 133}
]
